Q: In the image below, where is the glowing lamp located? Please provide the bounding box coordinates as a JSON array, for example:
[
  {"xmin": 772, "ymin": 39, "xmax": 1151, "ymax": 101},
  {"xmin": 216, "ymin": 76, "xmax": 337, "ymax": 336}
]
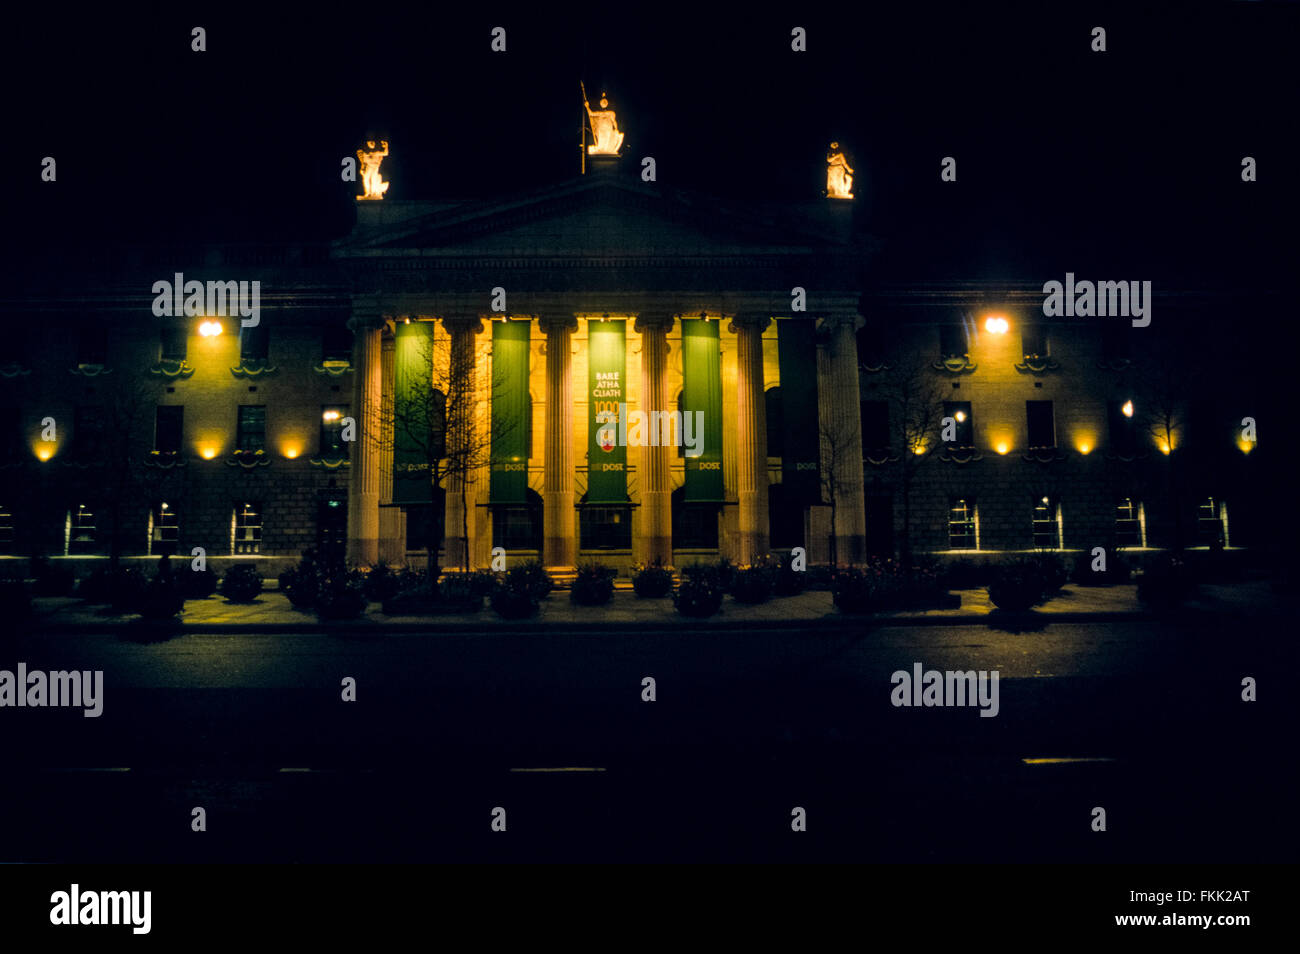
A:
[
  {"xmin": 199, "ymin": 320, "xmax": 223, "ymax": 337},
  {"xmin": 1158, "ymin": 441, "xmax": 1171, "ymax": 455},
  {"xmin": 1078, "ymin": 443, "xmax": 1092, "ymax": 455},
  {"xmin": 37, "ymin": 447, "xmax": 53, "ymax": 461},
  {"xmin": 322, "ymin": 410, "xmax": 341, "ymax": 422},
  {"xmin": 1121, "ymin": 400, "xmax": 1134, "ymax": 418},
  {"xmin": 984, "ymin": 316, "xmax": 1009, "ymax": 335},
  {"xmin": 201, "ymin": 447, "xmax": 217, "ymax": 459},
  {"xmin": 284, "ymin": 447, "xmax": 301, "ymax": 459},
  {"xmin": 995, "ymin": 442, "xmax": 1009, "ymax": 455},
  {"xmin": 1237, "ymin": 439, "xmax": 1254, "ymax": 455},
  {"xmin": 954, "ymin": 410, "xmax": 966, "ymax": 423}
]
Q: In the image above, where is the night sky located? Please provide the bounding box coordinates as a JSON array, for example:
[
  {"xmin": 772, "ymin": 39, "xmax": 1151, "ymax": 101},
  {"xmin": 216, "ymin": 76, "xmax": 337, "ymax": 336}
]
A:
[{"xmin": 5, "ymin": 3, "xmax": 1296, "ymax": 289}]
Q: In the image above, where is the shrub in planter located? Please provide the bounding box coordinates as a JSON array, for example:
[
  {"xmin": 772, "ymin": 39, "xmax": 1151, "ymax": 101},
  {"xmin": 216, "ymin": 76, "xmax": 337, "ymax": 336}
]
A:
[
  {"xmin": 570, "ymin": 562, "xmax": 616, "ymax": 606},
  {"xmin": 803, "ymin": 564, "xmax": 835, "ymax": 592},
  {"xmin": 674, "ymin": 574, "xmax": 724, "ymax": 617},
  {"xmin": 631, "ymin": 559, "xmax": 674, "ymax": 598},
  {"xmin": 0, "ymin": 580, "xmax": 33, "ymax": 621},
  {"xmin": 361, "ymin": 561, "xmax": 403, "ymax": 603},
  {"xmin": 773, "ymin": 557, "xmax": 807, "ymax": 597},
  {"xmin": 1070, "ymin": 549, "xmax": 1131, "ymax": 586},
  {"xmin": 1138, "ymin": 554, "xmax": 1196, "ymax": 605},
  {"xmin": 75, "ymin": 567, "xmax": 114, "ymax": 604},
  {"xmin": 436, "ymin": 573, "xmax": 483, "ymax": 609},
  {"xmin": 279, "ymin": 553, "xmax": 323, "ymax": 609},
  {"xmin": 182, "ymin": 566, "xmax": 220, "ymax": 599},
  {"xmin": 1028, "ymin": 552, "xmax": 1068, "ymax": 595},
  {"xmin": 109, "ymin": 567, "xmax": 150, "ymax": 614},
  {"xmin": 508, "ymin": 560, "xmax": 554, "ymax": 600},
  {"xmin": 138, "ymin": 574, "xmax": 186, "ymax": 620},
  {"xmin": 221, "ymin": 564, "xmax": 263, "ymax": 603},
  {"xmin": 831, "ymin": 567, "xmax": 876, "ymax": 614},
  {"xmin": 490, "ymin": 585, "xmax": 539, "ymax": 619},
  {"xmin": 987, "ymin": 562, "xmax": 1044, "ymax": 612},
  {"xmin": 32, "ymin": 557, "xmax": 76, "ymax": 597},
  {"xmin": 731, "ymin": 561, "xmax": 778, "ymax": 604},
  {"xmin": 315, "ymin": 575, "xmax": 369, "ymax": 620}
]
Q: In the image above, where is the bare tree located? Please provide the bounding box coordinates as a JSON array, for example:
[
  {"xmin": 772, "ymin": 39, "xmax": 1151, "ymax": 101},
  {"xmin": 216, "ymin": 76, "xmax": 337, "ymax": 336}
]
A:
[
  {"xmin": 876, "ymin": 353, "xmax": 948, "ymax": 565},
  {"xmin": 818, "ymin": 414, "xmax": 856, "ymax": 569},
  {"xmin": 381, "ymin": 328, "xmax": 512, "ymax": 583}
]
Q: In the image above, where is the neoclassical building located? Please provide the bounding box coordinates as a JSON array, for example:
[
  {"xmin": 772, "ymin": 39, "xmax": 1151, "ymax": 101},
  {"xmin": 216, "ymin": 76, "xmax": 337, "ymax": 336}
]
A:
[
  {"xmin": 336, "ymin": 160, "xmax": 871, "ymax": 571},
  {"xmin": 1, "ymin": 142, "xmax": 1263, "ymax": 575}
]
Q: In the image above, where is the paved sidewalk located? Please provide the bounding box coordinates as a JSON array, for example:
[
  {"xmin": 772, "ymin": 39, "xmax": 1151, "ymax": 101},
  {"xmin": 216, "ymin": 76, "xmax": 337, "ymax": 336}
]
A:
[{"xmin": 14, "ymin": 579, "xmax": 1280, "ymax": 634}]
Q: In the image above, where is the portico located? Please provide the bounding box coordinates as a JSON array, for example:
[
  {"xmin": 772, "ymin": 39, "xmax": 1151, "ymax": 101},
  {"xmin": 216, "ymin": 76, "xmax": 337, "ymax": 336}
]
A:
[{"xmin": 334, "ymin": 173, "xmax": 871, "ymax": 572}]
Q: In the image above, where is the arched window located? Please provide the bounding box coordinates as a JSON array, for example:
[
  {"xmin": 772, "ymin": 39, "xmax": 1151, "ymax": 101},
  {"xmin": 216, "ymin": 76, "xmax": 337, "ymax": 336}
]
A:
[{"xmin": 765, "ymin": 386, "xmax": 783, "ymax": 458}]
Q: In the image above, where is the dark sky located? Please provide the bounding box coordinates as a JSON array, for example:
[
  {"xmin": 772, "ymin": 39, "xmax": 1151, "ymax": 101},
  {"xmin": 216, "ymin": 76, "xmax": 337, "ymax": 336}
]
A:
[{"xmin": 5, "ymin": 2, "xmax": 1296, "ymax": 288}]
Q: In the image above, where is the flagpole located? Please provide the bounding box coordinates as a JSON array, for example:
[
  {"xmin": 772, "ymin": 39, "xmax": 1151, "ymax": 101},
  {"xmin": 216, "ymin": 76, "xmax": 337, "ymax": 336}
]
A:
[{"xmin": 580, "ymin": 81, "xmax": 587, "ymax": 175}]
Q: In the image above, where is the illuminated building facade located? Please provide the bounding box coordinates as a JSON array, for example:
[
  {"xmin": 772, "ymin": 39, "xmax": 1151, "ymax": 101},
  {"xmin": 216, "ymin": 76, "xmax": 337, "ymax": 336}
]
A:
[{"xmin": 0, "ymin": 166, "xmax": 1263, "ymax": 574}]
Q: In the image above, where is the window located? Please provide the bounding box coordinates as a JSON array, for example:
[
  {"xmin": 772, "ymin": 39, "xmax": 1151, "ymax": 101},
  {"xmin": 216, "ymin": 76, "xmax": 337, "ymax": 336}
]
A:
[
  {"xmin": 858, "ymin": 325, "xmax": 890, "ymax": 369},
  {"xmin": 1021, "ymin": 323, "xmax": 1048, "ymax": 359},
  {"xmin": 320, "ymin": 405, "xmax": 349, "ymax": 459},
  {"xmin": 939, "ymin": 321, "xmax": 967, "ymax": 358},
  {"xmin": 1026, "ymin": 400, "xmax": 1056, "ymax": 449},
  {"xmin": 240, "ymin": 322, "xmax": 269, "ymax": 361},
  {"xmin": 1108, "ymin": 400, "xmax": 1137, "ymax": 456},
  {"xmin": 948, "ymin": 497, "xmax": 978, "ymax": 550},
  {"xmin": 861, "ymin": 400, "xmax": 889, "ymax": 455},
  {"xmin": 1116, "ymin": 497, "xmax": 1144, "ymax": 547},
  {"xmin": 72, "ymin": 406, "xmax": 105, "ymax": 459},
  {"xmin": 155, "ymin": 406, "xmax": 183, "ymax": 454},
  {"xmin": 943, "ymin": 401, "xmax": 973, "ymax": 448},
  {"xmin": 493, "ymin": 490, "xmax": 543, "ymax": 551},
  {"xmin": 322, "ymin": 324, "xmax": 352, "ymax": 364},
  {"xmin": 71, "ymin": 504, "xmax": 97, "ymax": 547},
  {"xmin": 234, "ymin": 502, "xmax": 262, "ymax": 554},
  {"xmin": 0, "ymin": 407, "xmax": 21, "ymax": 457},
  {"xmin": 671, "ymin": 487, "xmax": 719, "ymax": 550},
  {"xmin": 580, "ymin": 506, "xmax": 632, "ymax": 550},
  {"xmin": 1197, "ymin": 497, "xmax": 1227, "ymax": 547},
  {"xmin": 405, "ymin": 492, "xmax": 445, "ymax": 555},
  {"xmin": 237, "ymin": 405, "xmax": 266, "ymax": 452},
  {"xmin": 1032, "ymin": 495, "xmax": 1060, "ymax": 549},
  {"xmin": 76, "ymin": 325, "xmax": 108, "ymax": 367},
  {"xmin": 766, "ymin": 387, "xmax": 784, "ymax": 458},
  {"xmin": 0, "ymin": 504, "xmax": 13, "ymax": 546},
  {"xmin": 153, "ymin": 501, "xmax": 179, "ymax": 555},
  {"xmin": 160, "ymin": 325, "xmax": 187, "ymax": 362}
]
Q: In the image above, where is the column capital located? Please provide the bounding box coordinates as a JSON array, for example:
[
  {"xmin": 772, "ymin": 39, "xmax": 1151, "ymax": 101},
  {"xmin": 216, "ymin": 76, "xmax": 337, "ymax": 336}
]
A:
[
  {"xmin": 634, "ymin": 313, "xmax": 675, "ymax": 336},
  {"xmin": 441, "ymin": 314, "xmax": 484, "ymax": 335},
  {"xmin": 728, "ymin": 313, "xmax": 772, "ymax": 335},
  {"xmin": 538, "ymin": 315, "xmax": 579, "ymax": 335},
  {"xmin": 347, "ymin": 296, "xmax": 388, "ymax": 332},
  {"xmin": 814, "ymin": 313, "xmax": 865, "ymax": 335}
]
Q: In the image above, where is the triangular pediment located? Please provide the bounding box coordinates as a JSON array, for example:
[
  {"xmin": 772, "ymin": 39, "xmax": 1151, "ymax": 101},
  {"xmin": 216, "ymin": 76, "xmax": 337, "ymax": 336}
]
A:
[{"xmin": 335, "ymin": 175, "xmax": 858, "ymax": 260}]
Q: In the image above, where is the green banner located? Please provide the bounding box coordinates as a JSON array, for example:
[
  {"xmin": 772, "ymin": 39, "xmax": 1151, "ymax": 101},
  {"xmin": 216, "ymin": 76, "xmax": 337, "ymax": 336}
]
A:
[
  {"xmin": 587, "ymin": 319, "xmax": 628, "ymax": 504},
  {"xmin": 777, "ymin": 319, "xmax": 821, "ymax": 505},
  {"xmin": 490, "ymin": 319, "xmax": 531, "ymax": 504},
  {"xmin": 682, "ymin": 318, "xmax": 724, "ymax": 502},
  {"xmin": 393, "ymin": 321, "xmax": 435, "ymax": 505}
]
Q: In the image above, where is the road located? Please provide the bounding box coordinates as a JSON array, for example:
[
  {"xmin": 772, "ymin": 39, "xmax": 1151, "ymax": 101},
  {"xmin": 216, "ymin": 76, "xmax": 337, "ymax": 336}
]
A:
[{"xmin": 1, "ymin": 618, "xmax": 1293, "ymax": 862}]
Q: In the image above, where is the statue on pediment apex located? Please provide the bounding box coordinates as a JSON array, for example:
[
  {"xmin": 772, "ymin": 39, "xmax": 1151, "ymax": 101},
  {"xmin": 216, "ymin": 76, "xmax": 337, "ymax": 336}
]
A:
[
  {"xmin": 826, "ymin": 142, "xmax": 854, "ymax": 200},
  {"xmin": 583, "ymin": 84, "xmax": 624, "ymax": 156},
  {"xmin": 357, "ymin": 140, "xmax": 390, "ymax": 200}
]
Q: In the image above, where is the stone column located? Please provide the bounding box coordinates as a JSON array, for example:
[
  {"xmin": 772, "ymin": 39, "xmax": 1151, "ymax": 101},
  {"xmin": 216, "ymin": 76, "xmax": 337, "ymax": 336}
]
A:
[
  {"xmin": 730, "ymin": 313, "xmax": 771, "ymax": 564},
  {"xmin": 377, "ymin": 329, "xmax": 406, "ymax": 563},
  {"xmin": 443, "ymin": 314, "xmax": 483, "ymax": 571},
  {"xmin": 635, "ymin": 313, "xmax": 674, "ymax": 565},
  {"xmin": 346, "ymin": 300, "xmax": 385, "ymax": 566},
  {"xmin": 818, "ymin": 313, "xmax": 867, "ymax": 564},
  {"xmin": 540, "ymin": 315, "xmax": 578, "ymax": 571}
]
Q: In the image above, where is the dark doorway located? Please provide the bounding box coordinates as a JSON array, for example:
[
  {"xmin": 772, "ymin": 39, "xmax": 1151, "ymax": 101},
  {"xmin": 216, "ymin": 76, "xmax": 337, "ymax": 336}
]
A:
[
  {"xmin": 317, "ymin": 490, "xmax": 347, "ymax": 561},
  {"xmin": 865, "ymin": 492, "xmax": 894, "ymax": 557}
]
